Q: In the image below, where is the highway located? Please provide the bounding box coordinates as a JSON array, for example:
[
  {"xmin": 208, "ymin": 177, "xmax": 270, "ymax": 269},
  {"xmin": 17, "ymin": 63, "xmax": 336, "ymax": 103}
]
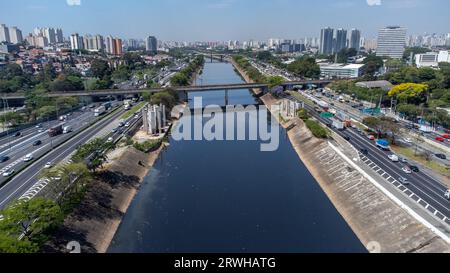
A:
[
  {"xmin": 287, "ymin": 93, "xmax": 450, "ymax": 223},
  {"xmin": 0, "ymin": 106, "xmax": 131, "ymax": 210},
  {"xmin": 0, "ymin": 109, "xmax": 98, "ymax": 183}
]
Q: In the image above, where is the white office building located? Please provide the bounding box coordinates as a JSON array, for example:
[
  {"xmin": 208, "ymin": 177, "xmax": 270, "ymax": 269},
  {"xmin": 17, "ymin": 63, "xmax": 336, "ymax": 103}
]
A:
[
  {"xmin": 376, "ymin": 26, "xmax": 407, "ymax": 59},
  {"xmin": 415, "ymin": 51, "xmax": 450, "ymax": 68},
  {"xmin": 320, "ymin": 63, "xmax": 365, "ymax": 79}
]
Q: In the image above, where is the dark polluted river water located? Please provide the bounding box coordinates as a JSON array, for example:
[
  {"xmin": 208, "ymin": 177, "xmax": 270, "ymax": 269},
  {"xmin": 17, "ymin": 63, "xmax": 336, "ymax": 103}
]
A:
[{"xmin": 108, "ymin": 61, "xmax": 366, "ymax": 253}]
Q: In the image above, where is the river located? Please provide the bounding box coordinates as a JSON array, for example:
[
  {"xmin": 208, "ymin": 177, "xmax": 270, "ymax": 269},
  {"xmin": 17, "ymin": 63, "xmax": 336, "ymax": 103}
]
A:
[{"xmin": 108, "ymin": 61, "xmax": 366, "ymax": 253}]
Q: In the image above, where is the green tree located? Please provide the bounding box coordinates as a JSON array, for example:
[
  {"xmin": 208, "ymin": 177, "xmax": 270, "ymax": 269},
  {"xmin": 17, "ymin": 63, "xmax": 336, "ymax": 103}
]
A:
[
  {"xmin": 287, "ymin": 56, "xmax": 320, "ymax": 79},
  {"xmin": 90, "ymin": 59, "xmax": 111, "ymax": 79},
  {"xmin": 267, "ymin": 76, "xmax": 284, "ymax": 89},
  {"xmin": 0, "ymin": 198, "xmax": 63, "ymax": 247}
]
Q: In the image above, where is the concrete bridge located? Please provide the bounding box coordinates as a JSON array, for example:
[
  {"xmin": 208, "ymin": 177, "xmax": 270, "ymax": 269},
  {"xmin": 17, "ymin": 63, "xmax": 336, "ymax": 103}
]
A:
[{"xmin": 0, "ymin": 80, "xmax": 332, "ymax": 101}]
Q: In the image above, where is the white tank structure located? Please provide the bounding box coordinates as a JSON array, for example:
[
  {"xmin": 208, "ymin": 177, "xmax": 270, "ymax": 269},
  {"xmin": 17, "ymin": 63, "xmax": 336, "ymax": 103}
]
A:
[{"xmin": 144, "ymin": 104, "xmax": 167, "ymax": 135}]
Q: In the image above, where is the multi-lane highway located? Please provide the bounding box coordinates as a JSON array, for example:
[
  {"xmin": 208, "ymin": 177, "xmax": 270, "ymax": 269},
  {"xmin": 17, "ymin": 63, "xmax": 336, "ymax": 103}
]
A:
[
  {"xmin": 0, "ymin": 109, "xmax": 98, "ymax": 183},
  {"xmin": 0, "ymin": 108, "xmax": 122, "ymax": 209},
  {"xmin": 287, "ymin": 92, "xmax": 450, "ymax": 223}
]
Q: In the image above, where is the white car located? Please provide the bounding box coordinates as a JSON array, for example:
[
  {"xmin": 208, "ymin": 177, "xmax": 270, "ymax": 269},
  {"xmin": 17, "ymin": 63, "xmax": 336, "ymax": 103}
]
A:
[
  {"xmin": 23, "ymin": 154, "xmax": 34, "ymax": 162},
  {"xmin": 445, "ymin": 189, "xmax": 450, "ymax": 200},
  {"xmin": 44, "ymin": 162, "xmax": 52, "ymax": 169},
  {"xmin": 107, "ymin": 137, "xmax": 114, "ymax": 143},
  {"xmin": 388, "ymin": 154, "xmax": 399, "ymax": 162},
  {"xmin": 403, "ymin": 138, "xmax": 413, "ymax": 143},
  {"xmin": 402, "ymin": 166, "xmax": 412, "ymax": 174},
  {"xmin": 2, "ymin": 168, "xmax": 14, "ymax": 177},
  {"xmin": 125, "ymin": 122, "xmax": 130, "ymax": 127},
  {"xmin": 398, "ymin": 176, "xmax": 409, "ymax": 185},
  {"xmin": 38, "ymin": 129, "xmax": 45, "ymax": 133}
]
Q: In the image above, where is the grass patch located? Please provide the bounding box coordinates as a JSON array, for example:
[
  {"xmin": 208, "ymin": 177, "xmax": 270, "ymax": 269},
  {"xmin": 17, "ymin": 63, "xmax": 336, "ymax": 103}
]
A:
[
  {"xmin": 121, "ymin": 102, "xmax": 146, "ymax": 119},
  {"xmin": 305, "ymin": 119, "xmax": 329, "ymax": 139},
  {"xmin": 391, "ymin": 145, "xmax": 450, "ymax": 177},
  {"xmin": 288, "ymin": 91, "xmax": 315, "ymax": 107}
]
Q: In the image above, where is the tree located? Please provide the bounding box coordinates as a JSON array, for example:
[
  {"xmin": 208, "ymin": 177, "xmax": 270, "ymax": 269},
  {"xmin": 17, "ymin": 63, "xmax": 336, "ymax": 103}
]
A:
[
  {"xmin": 297, "ymin": 108, "xmax": 309, "ymax": 120},
  {"xmin": 0, "ymin": 233, "xmax": 38, "ymax": 253},
  {"xmin": 267, "ymin": 76, "xmax": 284, "ymax": 89},
  {"xmin": 40, "ymin": 163, "xmax": 92, "ymax": 212},
  {"xmin": 0, "ymin": 111, "xmax": 25, "ymax": 126},
  {"xmin": 287, "ymin": 56, "xmax": 320, "ymax": 79},
  {"xmin": 0, "ymin": 198, "xmax": 63, "ymax": 246},
  {"xmin": 336, "ymin": 48, "xmax": 357, "ymax": 63},
  {"xmin": 388, "ymin": 83, "xmax": 429, "ymax": 104},
  {"xmin": 90, "ymin": 59, "xmax": 111, "ymax": 79}
]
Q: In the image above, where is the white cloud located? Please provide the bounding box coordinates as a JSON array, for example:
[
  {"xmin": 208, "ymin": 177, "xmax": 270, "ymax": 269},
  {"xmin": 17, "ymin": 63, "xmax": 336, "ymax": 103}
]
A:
[
  {"xmin": 366, "ymin": 0, "xmax": 382, "ymax": 6},
  {"xmin": 67, "ymin": 0, "xmax": 81, "ymax": 6}
]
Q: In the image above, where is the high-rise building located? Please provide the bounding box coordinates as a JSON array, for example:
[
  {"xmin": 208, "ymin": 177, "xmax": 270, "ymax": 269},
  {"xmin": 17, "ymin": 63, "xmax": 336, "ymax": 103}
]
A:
[
  {"xmin": 0, "ymin": 24, "xmax": 10, "ymax": 43},
  {"xmin": 376, "ymin": 26, "xmax": 407, "ymax": 59},
  {"xmin": 334, "ymin": 28, "xmax": 347, "ymax": 53},
  {"xmin": 320, "ymin": 27, "xmax": 334, "ymax": 55},
  {"xmin": 26, "ymin": 34, "xmax": 48, "ymax": 48},
  {"xmin": 146, "ymin": 36, "xmax": 158, "ymax": 54},
  {"xmin": 70, "ymin": 33, "xmax": 83, "ymax": 50},
  {"xmin": 105, "ymin": 35, "xmax": 115, "ymax": 54},
  {"xmin": 114, "ymin": 38, "xmax": 123, "ymax": 55},
  {"xmin": 43, "ymin": 28, "xmax": 56, "ymax": 44},
  {"xmin": 349, "ymin": 29, "xmax": 361, "ymax": 51},
  {"xmin": 9, "ymin": 26, "xmax": 23, "ymax": 44},
  {"xmin": 56, "ymin": 28, "xmax": 64, "ymax": 43}
]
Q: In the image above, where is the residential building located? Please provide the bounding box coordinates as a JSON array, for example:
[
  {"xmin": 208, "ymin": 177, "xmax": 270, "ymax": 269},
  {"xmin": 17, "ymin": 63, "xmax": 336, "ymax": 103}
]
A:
[
  {"xmin": 0, "ymin": 24, "xmax": 10, "ymax": 43},
  {"xmin": 9, "ymin": 26, "xmax": 23, "ymax": 44},
  {"xmin": 114, "ymin": 38, "xmax": 123, "ymax": 55},
  {"xmin": 70, "ymin": 33, "xmax": 83, "ymax": 50},
  {"xmin": 43, "ymin": 28, "xmax": 56, "ymax": 44},
  {"xmin": 56, "ymin": 28, "xmax": 64, "ymax": 43},
  {"xmin": 320, "ymin": 27, "xmax": 334, "ymax": 55},
  {"xmin": 376, "ymin": 26, "xmax": 407, "ymax": 59}
]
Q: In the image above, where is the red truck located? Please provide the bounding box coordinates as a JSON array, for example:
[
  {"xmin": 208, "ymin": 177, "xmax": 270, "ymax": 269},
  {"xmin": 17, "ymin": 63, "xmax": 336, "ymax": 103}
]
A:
[{"xmin": 48, "ymin": 124, "xmax": 63, "ymax": 137}]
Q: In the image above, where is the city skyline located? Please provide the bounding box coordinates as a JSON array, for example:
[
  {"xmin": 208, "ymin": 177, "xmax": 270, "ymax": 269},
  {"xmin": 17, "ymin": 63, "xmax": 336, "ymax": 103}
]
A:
[{"xmin": 1, "ymin": 0, "xmax": 449, "ymax": 41}]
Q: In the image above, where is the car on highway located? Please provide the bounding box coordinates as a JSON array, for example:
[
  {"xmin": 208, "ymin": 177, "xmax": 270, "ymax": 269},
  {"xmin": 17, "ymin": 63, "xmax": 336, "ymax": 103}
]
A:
[
  {"xmin": 435, "ymin": 136, "xmax": 445, "ymax": 142},
  {"xmin": 445, "ymin": 189, "xmax": 450, "ymax": 200},
  {"xmin": 406, "ymin": 165, "xmax": 419, "ymax": 173},
  {"xmin": 398, "ymin": 176, "xmax": 409, "ymax": 185},
  {"xmin": 368, "ymin": 135, "xmax": 375, "ymax": 141},
  {"xmin": 400, "ymin": 157, "xmax": 407, "ymax": 163},
  {"xmin": 36, "ymin": 124, "xmax": 42, "ymax": 129},
  {"xmin": 107, "ymin": 137, "xmax": 114, "ymax": 143},
  {"xmin": 14, "ymin": 132, "xmax": 21, "ymax": 137},
  {"xmin": 112, "ymin": 128, "xmax": 118, "ymax": 133},
  {"xmin": 360, "ymin": 148, "xmax": 369, "ymax": 155},
  {"xmin": 402, "ymin": 166, "xmax": 412, "ymax": 174},
  {"xmin": 125, "ymin": 122, "xmax": 130, "ymax": 127},
  {"xmin": 118, "ymin": 122, "xmax": 125, "ymax": 127},
  {"xmin": 343, "ymin": 136, "xmax": 351, "ymax": 141},
  {"xmin": 23, "ymin": 153, "xmax": 34, "ymax": 162},
  {"xmin": 435, "ymin": 154, "xmax": 447, "ymax": 160},
  {"xmin": 44, "ymin": 162, "xmax": 52, "ymax": 169},
  {"xmin": 33, "ymin": 140, "xmax": 42, "ymax": 146},
  {"xmin": 2, "ymin": 168, "xmax": 14, "ymax": 177},
  {"xmin": 442, "ymin": 134, "xmax": 450, "ymax": 139},
  {"xmin": 388, "ymin": 154, "xmax": 399, "ymax": 162},
  {"xmin": 403, "ymin": 138, "xmax": 413, "ymax": 143},
  {"xmin": 0, "ymin": 156, "xmax": 10, "ymax": 163}
]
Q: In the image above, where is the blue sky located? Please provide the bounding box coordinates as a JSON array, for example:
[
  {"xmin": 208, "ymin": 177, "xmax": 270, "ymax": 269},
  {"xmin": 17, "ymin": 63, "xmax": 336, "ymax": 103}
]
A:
[{"xmin": 1, "ymin": 0, "xmax": 448, "ymax": 41}]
